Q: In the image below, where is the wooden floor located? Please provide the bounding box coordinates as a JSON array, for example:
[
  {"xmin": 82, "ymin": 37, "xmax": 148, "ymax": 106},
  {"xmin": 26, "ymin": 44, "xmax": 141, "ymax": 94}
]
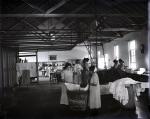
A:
[{"xmin": 1, "ymin": 81, "xmax": 149, "ymax": 119}]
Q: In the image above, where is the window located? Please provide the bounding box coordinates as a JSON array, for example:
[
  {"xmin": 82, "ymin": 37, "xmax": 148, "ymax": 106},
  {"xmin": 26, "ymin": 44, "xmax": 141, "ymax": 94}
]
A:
[
  {"xmin": 128, "ymin": 40, "xmax": 136, "ymax": 70},
  {"xmin": 98, "ymin": 51, "xmax": 103, "ymax": 69},
  {"xmin": 98, "ymin": 51, "xmax": 109, "ymax": 69},
  {"xmin": 114, "ymin": 45, "xmax": 119, "ymax": 60}
]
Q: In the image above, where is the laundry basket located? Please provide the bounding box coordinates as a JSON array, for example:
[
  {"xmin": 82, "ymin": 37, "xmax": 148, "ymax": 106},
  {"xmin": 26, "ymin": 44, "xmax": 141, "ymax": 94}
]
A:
[{"xmin": 65, "ymin": 83, "xmax": 89, "ymax": 111}]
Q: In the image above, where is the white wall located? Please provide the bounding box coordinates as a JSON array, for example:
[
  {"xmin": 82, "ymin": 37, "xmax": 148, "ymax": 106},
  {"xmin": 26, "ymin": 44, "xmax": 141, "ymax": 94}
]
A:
[
  {"xmin": 95, "ymin": 29, "xmax": 148, "ymax": 69},
  {"xmin": 38, "ymin": 44, "xmax": 89, "ymax": 62}
]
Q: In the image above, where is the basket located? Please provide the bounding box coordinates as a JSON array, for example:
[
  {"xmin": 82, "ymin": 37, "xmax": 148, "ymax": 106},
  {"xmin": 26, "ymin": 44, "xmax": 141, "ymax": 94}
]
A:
[{"xmin": 67, "ymin": 90, "xmax": 88, "ymax": 111}]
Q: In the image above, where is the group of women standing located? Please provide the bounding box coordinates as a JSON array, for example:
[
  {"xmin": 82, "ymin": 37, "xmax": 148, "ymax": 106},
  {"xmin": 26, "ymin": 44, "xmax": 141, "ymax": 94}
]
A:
[{"xmin": 60, "ymin": 58, "xmax": 101, "ymax": 112}]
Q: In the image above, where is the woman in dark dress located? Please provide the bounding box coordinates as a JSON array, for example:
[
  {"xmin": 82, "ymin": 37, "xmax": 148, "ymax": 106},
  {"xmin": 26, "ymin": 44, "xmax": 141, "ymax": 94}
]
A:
[{"xmin": 81, "ymin": 58, "xmax": 90, "ymax": 88}]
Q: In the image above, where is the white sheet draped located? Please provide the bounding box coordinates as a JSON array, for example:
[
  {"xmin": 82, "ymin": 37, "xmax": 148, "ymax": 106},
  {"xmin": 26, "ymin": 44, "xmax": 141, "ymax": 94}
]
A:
[{"xmin": 109, "ymin": 77, "xmax": 147, "ymax": 105}]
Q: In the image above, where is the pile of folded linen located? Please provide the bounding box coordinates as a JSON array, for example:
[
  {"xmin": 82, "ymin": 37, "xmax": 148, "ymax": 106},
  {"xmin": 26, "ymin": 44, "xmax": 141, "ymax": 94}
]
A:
[{"xmin": 109, "ymin": 77, "xmax": 147, "ymax": 105}]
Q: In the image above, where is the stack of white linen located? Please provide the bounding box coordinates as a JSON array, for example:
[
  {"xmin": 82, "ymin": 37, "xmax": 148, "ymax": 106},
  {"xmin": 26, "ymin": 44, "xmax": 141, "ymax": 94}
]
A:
[
  {"xmin": 109, "ymin": 77, "xmax": 147, "ymax": 105},
  {"xmin": 65, "ymin": 83, "xmax": 89, "ymax": 91}
]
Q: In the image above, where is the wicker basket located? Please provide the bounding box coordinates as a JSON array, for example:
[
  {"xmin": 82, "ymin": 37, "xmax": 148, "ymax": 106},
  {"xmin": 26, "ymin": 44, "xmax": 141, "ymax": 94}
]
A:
[{"xmin": 67, "ymin": 90, "xmax": 88, "ymax": 111}]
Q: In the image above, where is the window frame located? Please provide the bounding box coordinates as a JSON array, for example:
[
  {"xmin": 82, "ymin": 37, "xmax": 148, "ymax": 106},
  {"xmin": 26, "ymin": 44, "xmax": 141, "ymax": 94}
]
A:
[
  {"xmin": 128, "ymin": 40, "xmax": 136, "ymax": 70},
  {"xmin": 114, "ymin": 45, "xmax": 119, "ymax": 60}
]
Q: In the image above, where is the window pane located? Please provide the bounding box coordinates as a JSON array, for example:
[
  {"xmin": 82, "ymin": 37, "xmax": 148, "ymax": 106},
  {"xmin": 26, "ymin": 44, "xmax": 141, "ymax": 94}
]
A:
[
  {"xmin": 131, "ymin": 63, "xmax": 136, "ymax": 70},
  {"xmin": 129, "ymin": 40, "xmax": 136, "ymax": 70},
  {"xmin": 98, "ymin": 57, "xmax": 104, "ymax": 69},
  {"xmin": 131, "ymin": 56, "xmax": 136, "ymax": 62},
  {"xmin": 114, "ymin": 45, "xmax": 119, "ymax": 60},
  {"xmin": 98, "ymin": 54, "xmax": 109, "ymax": 69},
  {"xmin": 131, "ymin": 50, "xmax": 135, "ymax": 56},
  {"xmin": 129, "ymin": 40, "xmax": 135, "ymax": 50}
]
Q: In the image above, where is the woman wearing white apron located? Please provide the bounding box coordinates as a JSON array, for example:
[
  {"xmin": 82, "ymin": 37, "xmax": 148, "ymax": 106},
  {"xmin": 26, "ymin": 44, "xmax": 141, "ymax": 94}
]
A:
[
  {"xmin": 60, "ymin": 63, "xmax": 73, "ymax": 105},
  {"xmin": 89, "ymin": 66, "xmax": 101, "ymax": 115}
]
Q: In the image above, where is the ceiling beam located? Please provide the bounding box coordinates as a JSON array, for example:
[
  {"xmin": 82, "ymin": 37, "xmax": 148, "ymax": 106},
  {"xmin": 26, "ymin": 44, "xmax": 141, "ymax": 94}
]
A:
[
  {"xmin": 0, "ymin": 33, "xmax": 78, "ymax": 36},
  {"xmin": 102, "ymin": 28, "xmax": 138, "ymax": 32},
  {"xmin": 102, "ymin": 0, "xmax": 138, "ymax": 27},
  {"xmin": 0, "ymin": 29, "xmax": 82, "ymax": 32},
  {"xmin": 21, "ymin": 20, "xmax": 48, "ymax": 39},
  {"xmin": 21, "ymin": 0, "xmax": 45, "ymax": 13},
  {"xmin": 19, "ymin": 48, "xmax": 72, "ymax": 51},
  {"xmin": 88, "ymin": 36, "xmax": 121, "ymax": 39},
  {"xmin": 0, "ymin": 34, "xmax": 79, "ymax": 37},
  {"xmin": 2, "ymin": 43, "xmax": 74, "ymax": 46},
  {"xmin": 18, "ymin": 46, "xmax": 72, "ymax": 48},
  {"xmin": 3, "ymin": 43, "xmax": 101, "ymax": 49},
  {"xmin": 1, "ymin": 35, "xmax": 120, "ymax": 40},
  {"xmin": 4, "ymin": 0, "xmax": 69, "ymax": 31},
  {"xmin": 11, "ymin": 46, "xmax": 72, "ymax": 50},
  {"xmin": 11, "ymin": 0, "xmax": 70, "ymax": 39},
  {"xmin": 1, "ymin": 37, "xmax": 82, "ymax": 39},
  {"xmin": 0, "ymin": 27, "xmax": 141, "ymax": 32},
  {"xmin": 0, "ymin": 13, "xmax": 146, "ymax": 18},
  {"xmin": 20, "ymin": 0, "xmax": 70, "ymax": 38},
  {"xmin": 19, "ymin": 49, "xmax": 71, "ymax": 51},
  {"xmin": 48, "ymin": 3, "xmax": 89, "ymax": 30},
  {"xmin": 2, "ymin": 40, "xmax": 76, "ymax": 43},
  {"xmin": 2, "ymin": 44, "xmax": 74, "ymax": 48},
  {"xmin": 46, "ymin": 0, "xmax": 70, "ymax": 14}
]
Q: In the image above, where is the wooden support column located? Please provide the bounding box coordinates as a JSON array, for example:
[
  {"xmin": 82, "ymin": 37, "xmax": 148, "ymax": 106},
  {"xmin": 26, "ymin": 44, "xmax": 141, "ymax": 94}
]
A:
[
  {"xmin": 36, "ymin": 51, "xmax": 39, "ymax": 83},
  {"xmin": 101, "ymin": 43, "xmax": 107, "ymax": 69},
  {"xmin": 6, "ymin": 49, "xmax": 9, "ymax": 88},
  {"xmin": 148, "ymin": 0, "xmax": 150, "ymax": 105},
  {"xmin": 1, "ymin": 48, "xmax": 4, "ymax": 97},
  {"xmin": 95, "ymin": 31, "xmax": 98, "ymax": 69},
  {"xmin": 0, "ymin": 47, "xmax": 4, "ymax": 97}
]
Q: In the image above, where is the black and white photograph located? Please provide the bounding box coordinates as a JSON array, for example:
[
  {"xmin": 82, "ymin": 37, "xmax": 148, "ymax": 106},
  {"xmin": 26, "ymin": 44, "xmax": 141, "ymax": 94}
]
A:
[{"xmin": 0, "ymin": 0, "xmax": 150, "ymax": 119}]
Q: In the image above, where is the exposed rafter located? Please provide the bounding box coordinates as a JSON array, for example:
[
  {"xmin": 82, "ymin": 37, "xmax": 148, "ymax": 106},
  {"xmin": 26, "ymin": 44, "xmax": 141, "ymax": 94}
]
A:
[
  {"xmin": 46, "ymin": 0, "xmax": 70, "ymax": 14},
  {"xmin": 0, "ymin": 13, "xmax": 146, "ymax": 18},
  {"xmin": 88, "ymin": 36, "xmax": 121, "ymax": 39},
  {"xmin": 102, "ymin": 28, "xmax": 138, "ymax": 32},
  {"xmin": 21, "ymin": 0, "xmax": 45, "ymax": 13},
  {"xmin": 1, "ymin": 0, "xmax": 147, "ymax": 51},
  {"xmin": 5, "ymin": 0, "xmax": 69, "ymax": 30},
  {"xmin": 0, "ymin": 28, "xmax": 140, "ymax": 32},
  {"xmin": 48, "ymin": 3, "xmax": 89, "ymax": 30}
]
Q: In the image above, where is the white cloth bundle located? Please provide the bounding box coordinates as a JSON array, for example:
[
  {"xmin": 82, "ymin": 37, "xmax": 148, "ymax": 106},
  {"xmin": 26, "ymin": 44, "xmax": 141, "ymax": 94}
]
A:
[
  {"xmin": 109, "ymin": 77, "xmax": 147, "ymax": 105},
  {"xmin": 65, "ymin": 83, "xmax": 89, "ymax": 91}
]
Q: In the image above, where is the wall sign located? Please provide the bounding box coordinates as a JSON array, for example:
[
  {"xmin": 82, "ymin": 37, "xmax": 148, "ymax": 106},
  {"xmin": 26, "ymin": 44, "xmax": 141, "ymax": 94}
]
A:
[{"xmin": 49, "ymin": 55, "xmax": 57, "ymax": 60}]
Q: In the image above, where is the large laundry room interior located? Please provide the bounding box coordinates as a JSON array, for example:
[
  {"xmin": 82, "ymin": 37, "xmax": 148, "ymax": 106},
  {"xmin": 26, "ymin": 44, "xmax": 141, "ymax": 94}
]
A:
[{"xmin": 0, "ymin": 0, "xmax": 150, "ymax": 119}]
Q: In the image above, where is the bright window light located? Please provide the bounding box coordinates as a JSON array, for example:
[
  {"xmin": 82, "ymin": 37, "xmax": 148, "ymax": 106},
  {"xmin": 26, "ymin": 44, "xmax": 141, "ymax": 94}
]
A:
[
  {"xmin": 98, "ymin": 53, "xmax": 109, "ymax": 69},
  {"xmin": 98, "ymin": 51, "xmax": 100, "ymax": 56},
  {"xmin": 128, "ymin": 40, "xmax": 136, "ymax": 70},
  {"xmin": 114, "ymin": 45, "xmax": 119, "ymax": 60},
  {"xmin": 98, "ymin": 57, "xmax": 104, "ymax": 69},
  {"xmin": 98, "ymin": 51, "xmax": 102, "ymax": 69},
  {"xmin": 105, "ymin": 54, "xmax": 109, "ymax": 67},
  {"xmin": 129, "ymin": 40, "xmax": 136, "ymax": 50}
]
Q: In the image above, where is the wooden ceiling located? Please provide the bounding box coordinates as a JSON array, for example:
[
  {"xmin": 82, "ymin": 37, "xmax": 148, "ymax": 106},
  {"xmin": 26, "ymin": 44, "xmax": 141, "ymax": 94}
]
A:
[{"xmin": 0, "ymin": 0, "xmax": 147, "ymax": 51}]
